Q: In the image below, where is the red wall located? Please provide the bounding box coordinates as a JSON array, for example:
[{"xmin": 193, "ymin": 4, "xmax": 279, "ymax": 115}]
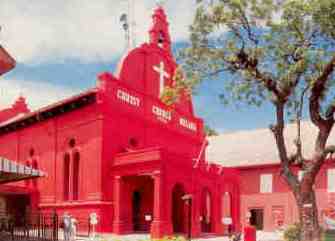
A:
[
  {"xmin": 0, "ymin": 103, "xmax": 104, "ymax": 212},
  {"xmin": 239, "ymin": 162, "xmax": 335, "ymax": 231}
]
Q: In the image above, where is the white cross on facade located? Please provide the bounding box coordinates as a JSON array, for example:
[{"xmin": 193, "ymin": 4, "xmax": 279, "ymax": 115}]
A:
[{"xmin": 153, "ymin": 61, "xmax": 170, "ymax": 96}]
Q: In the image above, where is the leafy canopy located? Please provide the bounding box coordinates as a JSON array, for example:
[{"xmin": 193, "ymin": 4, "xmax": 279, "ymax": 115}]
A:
[{"xmin": 179, "ymin": 0, "xmax": 335, "ymax": 117}]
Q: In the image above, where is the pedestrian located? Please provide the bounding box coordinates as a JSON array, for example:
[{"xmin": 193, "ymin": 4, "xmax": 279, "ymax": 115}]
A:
[
  {"xmin": 63, "ymin": 212, "xmax": 71, "ymax": 241},
  {"xmin": 70, "ymin": 216, "xmax": 78, "ymax": 241}
]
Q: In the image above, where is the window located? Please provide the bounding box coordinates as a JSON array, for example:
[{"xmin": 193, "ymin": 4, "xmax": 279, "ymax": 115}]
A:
[
  {"xmin": 328, "ymin": 169, "xmax": 335, "ymax": 193},
  {"xmin": 63, "ymin": 138, "xmax": 81, "ymax": 201},
  {"xmin": 72, "ymin": 151, "xmax": 80, "ymax": 201},
  {"xmin": 260, "ymin": 174, "xmax": 273, "ymax": 193},
  {"xmin": 222, "ymin": 192, "xmax": 231, "ymax": 218},
  {"xmin": 63, "ymin": 153, "xmax": 70, "ymax": 201}
]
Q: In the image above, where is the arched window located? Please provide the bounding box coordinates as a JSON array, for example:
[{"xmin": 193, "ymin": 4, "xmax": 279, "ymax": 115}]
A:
[
  {"xmin": 63, "ymin": 153, "xmax": 70, "ymax": 201},
  {"xmin": 205, "ymin": 191, "xmax": 211, "ymax": 224},
  {"xmin": 222, "ymin": 192, "xmax": 232, "ymax": 218},
  {"xmin": 72, "ymin": 151, "xmax": 80, "ymax": 201},
  {"xmin": 201, "ymin": 188, "xmax": 212, "ymax": 233}
]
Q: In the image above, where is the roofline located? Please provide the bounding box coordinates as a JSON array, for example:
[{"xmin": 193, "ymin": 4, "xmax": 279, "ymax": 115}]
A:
[
  {"xmin": 231, "ymin": 158, "xmax": 335, "ymax": 170},
  {"xmin": 234, "ymin": 162, "xmax": 280, "ymax": 170},
  {"xmin": 0, "ymin": 88, "xmax": 98, "ymax": 135}
]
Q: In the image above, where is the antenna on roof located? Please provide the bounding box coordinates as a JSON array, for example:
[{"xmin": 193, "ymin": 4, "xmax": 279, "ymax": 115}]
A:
[
  {"xmin": 120, "ymin": 13, "xmax": 130, "ymax": 49},
  {"xmin": 120, "ymin": 0, "xmax": 136, "ymax": 49},
  {"xmin": 155, "ymin": 0, "xmax": 165, "ymax": 7}
]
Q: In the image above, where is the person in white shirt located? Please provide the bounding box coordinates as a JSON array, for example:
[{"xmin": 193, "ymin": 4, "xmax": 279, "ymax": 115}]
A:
[{"xmin": 62, "ymin": 213, "xmax": 71, "ymax": 241}]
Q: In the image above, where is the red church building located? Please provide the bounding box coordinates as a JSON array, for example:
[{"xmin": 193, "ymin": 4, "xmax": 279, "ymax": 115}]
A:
[{"xmin": 0, "ymin": 7, "xmax": 240, "ymax": 238}]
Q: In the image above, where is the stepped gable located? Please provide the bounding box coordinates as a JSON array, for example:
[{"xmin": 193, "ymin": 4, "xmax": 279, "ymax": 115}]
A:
[
  {"xmin": 114, "ymin": 6, "xmax": 194, "ymax": 115},
  {"xmin": 0, "ymin": 96, "xmax": 30, "ymax": 123}
]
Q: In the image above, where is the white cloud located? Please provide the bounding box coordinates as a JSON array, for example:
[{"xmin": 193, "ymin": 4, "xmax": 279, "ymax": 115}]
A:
[
  {"xmin": 0, "ymin": 77, "xmax": 79, "ymax": 110},
  {"xmin": 0, "ymin": 0, "xmax": 196, "ymax": 64}
]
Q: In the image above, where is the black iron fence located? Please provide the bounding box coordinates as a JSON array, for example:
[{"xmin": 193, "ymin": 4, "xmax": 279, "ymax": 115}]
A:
[{"xmin": 0, "ymin": 211, "xmax": 59, "ymax": 241}]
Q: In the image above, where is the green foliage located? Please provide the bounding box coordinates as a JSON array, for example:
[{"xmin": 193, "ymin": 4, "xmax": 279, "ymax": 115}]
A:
[
  {"xmin": 179, "ymin": 0, "xmax": 335, "ymax": 118},
  {"xmin": 323, "ymin": 230, "xmax": 335, "ymax": 241},
  {"xmin": 161, "ymin": 66, "xmax": 193, "ymax": 106},
  {"xmin": 178, "ymin": 1, "xmax": 335, "ymax": 240},
  {"xmin": 283, "ymin": 223, "xmax": 301, "ymax": 241},
  {"xmin": 205, "ymin": 125, "xmax": 219, "ymax": 136}
]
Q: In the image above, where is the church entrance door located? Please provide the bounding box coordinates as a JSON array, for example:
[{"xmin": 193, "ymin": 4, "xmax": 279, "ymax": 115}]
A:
[
  {"xmin": 126, "ymin": 176, "xmax": 154, "ymax": 233},
  {"xmin": 172, "ymin": 184, "xmax": 185, "ymax": 234},
  {"xmin": 132, "ymin": 191, "xmax": 142, "ymax": 231},
  {"xmin": 6, "ymin": 194, "xmax": 31, "ymax": 226}
]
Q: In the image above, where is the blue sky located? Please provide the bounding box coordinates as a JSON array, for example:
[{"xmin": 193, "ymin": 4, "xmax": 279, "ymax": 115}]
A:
[{"xmin": 0, "ymin": 0, "xmax": 277, "ymax": 132}]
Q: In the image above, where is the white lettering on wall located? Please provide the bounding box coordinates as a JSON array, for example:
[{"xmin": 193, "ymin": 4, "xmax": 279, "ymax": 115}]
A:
[
  {"xmin": 152, "ymin": 106, "xmax": 172, "ymax": 123},
  {"xmin": 179, "ymin": 118, "xmax": 197, "ymax": 132},
  {"xmin": 117, "ymin": 89, "xmax": 140, "ymax": 107}
]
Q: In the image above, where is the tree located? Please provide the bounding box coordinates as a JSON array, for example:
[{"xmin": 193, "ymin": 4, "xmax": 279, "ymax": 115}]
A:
[
  {"xmin": 178, "ymin": 1, "xmax": 335, "ymax": 241},
  {"xmin": 205, "ymin": 124, "xmax": 219, "ymax": 136}
]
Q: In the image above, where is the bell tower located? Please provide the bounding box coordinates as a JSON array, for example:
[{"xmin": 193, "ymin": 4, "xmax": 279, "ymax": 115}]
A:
[{"xmin": 149, "ymin": 6, "xmax": 172, "ymax": 53}]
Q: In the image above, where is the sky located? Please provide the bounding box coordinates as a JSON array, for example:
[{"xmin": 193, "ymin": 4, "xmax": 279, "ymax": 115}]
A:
[{"xmin": 0, "ymin": 0, "xmax": 276, "ymax": 132}]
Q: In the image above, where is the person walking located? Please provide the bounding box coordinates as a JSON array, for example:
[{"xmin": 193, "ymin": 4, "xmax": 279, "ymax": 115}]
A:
[
  {"xmin": 70, "ymin": 216, "xmax": 78, "ymax": 241},
  {"xmin": 63, "ymin": 212, "xmax": 71, "ymax": 241}
]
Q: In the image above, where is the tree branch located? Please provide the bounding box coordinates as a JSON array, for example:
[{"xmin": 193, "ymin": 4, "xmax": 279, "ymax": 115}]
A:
[
  {"xmin": 290, "ymin": 86, "xmax": 309, "ymax": 165},
  {"xmin": 228, "ymin": 49, "xmax": 286, "ymax": 101},
  {"xmin": 309, "ymin": 54, "xmax": 335, "ymax": 128},
  {"xmin": 270, "ymin": 102, "xmax": 299, "ymax": 189},
  {"xmin": 310, "ymin": 143, "xmax": 335, "ymax": 182}
]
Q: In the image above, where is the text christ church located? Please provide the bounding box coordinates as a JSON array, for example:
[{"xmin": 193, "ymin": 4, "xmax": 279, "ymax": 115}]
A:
[{"xmin": 0, "ymin": 6, "xmax": 240, "ymax": 238}]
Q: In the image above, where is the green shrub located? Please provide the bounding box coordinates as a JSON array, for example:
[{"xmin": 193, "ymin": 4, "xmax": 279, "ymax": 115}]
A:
[
  {"xmin": 323, "ymin": 230, "xmax": 335, "ymax": 241},
  {"xmin": 283, "ymin": 223, "xmax": 301, "ymax": 241}
]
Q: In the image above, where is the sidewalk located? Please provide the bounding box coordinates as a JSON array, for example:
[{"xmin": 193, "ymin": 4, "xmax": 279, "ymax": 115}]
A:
[{"xmin": 66, "ymin": 231, "xmax": 283, "ymax": 241}]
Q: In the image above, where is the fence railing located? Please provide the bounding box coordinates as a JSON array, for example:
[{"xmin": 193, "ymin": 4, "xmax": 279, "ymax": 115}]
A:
[{"xmin": 0, "ymin": 211, "xmax": 59, "ymax": 241}]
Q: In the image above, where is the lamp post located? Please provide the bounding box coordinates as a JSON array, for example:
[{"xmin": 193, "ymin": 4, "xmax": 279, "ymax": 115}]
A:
[{"xmin": 182, "ymin": 194, "xmax": 193, "ymax": 241}]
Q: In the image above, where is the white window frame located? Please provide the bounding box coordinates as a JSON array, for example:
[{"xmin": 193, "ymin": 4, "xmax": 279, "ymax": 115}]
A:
[
  {"xmin": 260, "ymin": 174, "xmax": 273, "ymax": 193},
  {"xmin": 328, "ymin": 168, "xmax": 335, "ymax": 193}
]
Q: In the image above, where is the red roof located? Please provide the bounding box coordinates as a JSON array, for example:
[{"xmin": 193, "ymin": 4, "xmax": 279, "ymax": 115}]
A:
[
  {"xmin": 0, "ymin": 88, "xmax": 98, "ymax": 134},
  {"xmin": 0, "ymin": 45, "xmax": 15, "ymax": 76}
]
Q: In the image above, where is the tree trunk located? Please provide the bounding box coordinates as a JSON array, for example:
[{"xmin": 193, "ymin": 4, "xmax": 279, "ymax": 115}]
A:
[{"xmin": 294, "ymin": 185, "xmax": 321, "ymax": 241}]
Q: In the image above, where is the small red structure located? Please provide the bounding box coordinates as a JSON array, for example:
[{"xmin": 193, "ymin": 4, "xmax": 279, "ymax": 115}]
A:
[
  {"xmin": 0, "ymin": 45, "xmax": 16, "ymax": 76},
  {"xmin": 244, "ymin": 225, "xmax": 256, "ymax": 241},
  {"xmin": 0, "ymin": 6, "xmax": 240, "ymax": 238}
]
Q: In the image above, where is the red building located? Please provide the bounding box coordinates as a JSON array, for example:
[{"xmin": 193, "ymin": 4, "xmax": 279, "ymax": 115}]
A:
[
  {"xmin": 207, "ymin": 121, "xmax": 335, "ymax": 232},
  {"xmin": 0, "ymin": 7, "xmax": 240, "ymax": 238}
]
